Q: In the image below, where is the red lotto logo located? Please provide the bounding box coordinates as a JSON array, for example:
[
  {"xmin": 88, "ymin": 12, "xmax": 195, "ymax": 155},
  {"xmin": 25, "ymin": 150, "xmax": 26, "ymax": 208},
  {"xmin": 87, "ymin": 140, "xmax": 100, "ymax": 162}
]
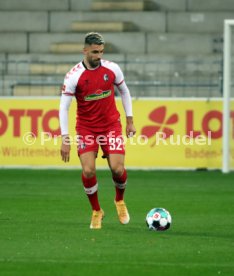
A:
[{"xmin": 141, "ymin": 106, "xmax": 178, "ymax": 146}]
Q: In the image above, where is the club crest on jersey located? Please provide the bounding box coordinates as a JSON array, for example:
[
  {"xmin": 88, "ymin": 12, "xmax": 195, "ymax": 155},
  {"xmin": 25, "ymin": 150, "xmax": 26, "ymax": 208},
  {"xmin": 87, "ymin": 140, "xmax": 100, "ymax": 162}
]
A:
[
  {"xmin": 84, "ymin": 89, "xmax": 111, "ymax": 101},
  {"xmin": 103, "ymin": 74, "xmax": 109, "ymax": 81}
]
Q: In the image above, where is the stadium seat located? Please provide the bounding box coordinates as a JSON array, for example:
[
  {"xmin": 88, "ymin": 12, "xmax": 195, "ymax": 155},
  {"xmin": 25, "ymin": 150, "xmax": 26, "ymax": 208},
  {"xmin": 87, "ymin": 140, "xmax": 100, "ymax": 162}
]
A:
[
  {"xmin": 71, "ymin": 22, "xmax": 138, "ymax": 32},
  {"xmin": 29, "ymin": 64, "xmax": 72, "ymax": 75},
  {"xmin": 13, "ymin": 85, "xmax": 61, "ymax": 96},
  {"xmin": 91, "ymin": 1, "xmax": 157, "ymax": 11},
  {"xmin": 50, "ymin": 43, "xmax": 84, "ymax": 54},
  {"xmin": 50, "ymin": 42, "xmax": 117, "ymax": 54}
]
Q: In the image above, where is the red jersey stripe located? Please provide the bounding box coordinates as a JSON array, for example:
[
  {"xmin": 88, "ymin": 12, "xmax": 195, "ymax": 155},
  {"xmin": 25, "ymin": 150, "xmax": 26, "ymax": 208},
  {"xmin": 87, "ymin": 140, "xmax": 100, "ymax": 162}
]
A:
[
  {"xmin": 63, "ymin": 92, "xmax": 74, "ymax": 96},
  {"xmin": 115, "ymin": 79, "xmax": 124, "ymax": 86}
]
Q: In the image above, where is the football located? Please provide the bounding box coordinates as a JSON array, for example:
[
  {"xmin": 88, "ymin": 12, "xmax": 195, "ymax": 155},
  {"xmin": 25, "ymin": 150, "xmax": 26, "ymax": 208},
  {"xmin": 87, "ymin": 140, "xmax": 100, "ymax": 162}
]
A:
[{"xmin": 146, "ymin": 208, "xmax": 172, "ymax": 231}]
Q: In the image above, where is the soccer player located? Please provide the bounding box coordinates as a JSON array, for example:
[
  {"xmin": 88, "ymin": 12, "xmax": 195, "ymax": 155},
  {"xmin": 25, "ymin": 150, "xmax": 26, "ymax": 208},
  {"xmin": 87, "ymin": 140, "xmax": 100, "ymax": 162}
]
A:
[{"xmin": 59, "ymin": 32, "xmax": 136, "ymax": 229}]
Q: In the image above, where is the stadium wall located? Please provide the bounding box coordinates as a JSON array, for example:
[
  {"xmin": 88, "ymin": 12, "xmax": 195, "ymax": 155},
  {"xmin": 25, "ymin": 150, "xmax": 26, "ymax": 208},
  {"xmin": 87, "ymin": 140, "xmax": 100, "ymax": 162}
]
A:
[{"xmin": 0, "ymin": 97, "xmax": 232, "ymax": 170}]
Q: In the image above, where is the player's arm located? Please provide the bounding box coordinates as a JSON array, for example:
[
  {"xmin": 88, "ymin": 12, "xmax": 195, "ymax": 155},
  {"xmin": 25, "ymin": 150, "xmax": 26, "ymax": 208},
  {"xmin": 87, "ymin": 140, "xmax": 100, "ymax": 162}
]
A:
[
  {"xmin": 59, "ymin": 94, "xmax": 72, "ymax": 162},
  {"xmin": 59, "ymin": 69, "xmax": 77, "ymax": 162},
  {"xmin": 116, "ymin": 80, "xmax": 136, "ymax": 137},
  {"xmin": 114, "ymin": 62, "xmax": 136, "ymax": 137}
]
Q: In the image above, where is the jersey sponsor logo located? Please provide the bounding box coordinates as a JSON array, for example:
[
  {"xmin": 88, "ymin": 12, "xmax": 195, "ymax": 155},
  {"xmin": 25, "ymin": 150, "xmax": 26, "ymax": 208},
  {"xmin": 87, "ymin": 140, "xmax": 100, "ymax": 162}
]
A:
[{"xmin": 84, "ymin": 89, "xmax": 111, "ymax": 101}]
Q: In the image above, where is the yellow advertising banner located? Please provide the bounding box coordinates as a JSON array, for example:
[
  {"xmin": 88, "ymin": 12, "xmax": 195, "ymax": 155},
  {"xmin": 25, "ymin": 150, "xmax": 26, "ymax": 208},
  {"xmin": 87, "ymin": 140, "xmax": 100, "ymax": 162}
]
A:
[{"xmin": 0, "ymin": 98, "xmax": 233, "ymax": 169}]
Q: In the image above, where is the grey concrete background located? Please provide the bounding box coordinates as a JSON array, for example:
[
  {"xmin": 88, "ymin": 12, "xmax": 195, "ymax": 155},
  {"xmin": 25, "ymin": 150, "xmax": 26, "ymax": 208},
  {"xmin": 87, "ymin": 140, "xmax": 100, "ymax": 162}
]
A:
[
  {"xmin": 0, "ymin": 1, "xmax": 233, "ymax": 55},
  {"xmin": 168, "ymin": 12, "xmax": 234, "ymax": 33},
  {"xmin": 0, "ymin": 0, "xmax": 234, "ymax": 11},
  {"xmin": 0, "ymin": 0, "xmax": 233, "ymax": 97},
  {"xmin": 29, "ymin": 32, "xmax": 146, "ymax": 53},
  {"xmin": 187, "ymin": 0, "xmax": 234, "ymax": 11},
  {"xmin": 0, "ymin": 12, "xmax": 48, "ymax": 32},
  {"xmin": 0, "ymin": 0, "xmax": 70, "ymax": 10},
  {"xmin": 50, "ymin": 12, "xmax": 166, "ymax": 32},
  {"xmin": 0, "ymin": 33, "xmax": 27, "ymax": 52}
]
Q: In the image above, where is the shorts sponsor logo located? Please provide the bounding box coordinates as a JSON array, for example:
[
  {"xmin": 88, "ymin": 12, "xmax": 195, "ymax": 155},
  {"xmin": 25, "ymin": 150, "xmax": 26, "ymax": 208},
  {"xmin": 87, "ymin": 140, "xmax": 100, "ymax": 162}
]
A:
[{"xmin": 79, "ymin": 142, "xmax": 86, "ymax": 150}]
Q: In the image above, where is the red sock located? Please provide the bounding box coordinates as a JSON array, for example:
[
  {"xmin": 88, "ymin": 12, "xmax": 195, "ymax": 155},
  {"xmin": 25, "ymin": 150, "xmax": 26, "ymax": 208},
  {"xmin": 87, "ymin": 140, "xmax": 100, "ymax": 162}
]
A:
[
  {"xmin": 82, "ymin": 173, "xmax": 100, "ymax": 211},
  {"xmin": 112, "ymin": 169, "xmax": 127, "ymax": 202}
]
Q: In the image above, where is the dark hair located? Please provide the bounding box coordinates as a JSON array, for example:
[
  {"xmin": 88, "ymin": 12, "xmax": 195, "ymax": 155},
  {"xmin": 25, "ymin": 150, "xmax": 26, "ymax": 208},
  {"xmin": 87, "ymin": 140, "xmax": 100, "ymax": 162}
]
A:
[{"xmin": 84, "ymin": 32, "xmax": 105, "ymax": 45}]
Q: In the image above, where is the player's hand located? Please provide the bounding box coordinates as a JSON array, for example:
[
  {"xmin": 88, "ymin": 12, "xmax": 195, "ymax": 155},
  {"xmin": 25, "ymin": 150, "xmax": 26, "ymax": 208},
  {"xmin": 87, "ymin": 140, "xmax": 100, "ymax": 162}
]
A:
[
  {"xmin": 126, "ymin": 117, "xmax": 136, "ymax": 138},
  {"xmin": 61, "ymin": 135, "xmax": 71, "ymax": 162}
]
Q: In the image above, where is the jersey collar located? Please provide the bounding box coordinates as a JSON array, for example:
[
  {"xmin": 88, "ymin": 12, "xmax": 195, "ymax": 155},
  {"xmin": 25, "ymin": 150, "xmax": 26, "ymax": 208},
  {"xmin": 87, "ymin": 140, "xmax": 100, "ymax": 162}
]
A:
[{"xmin": 82, "ymin": 60, "xmax": 101, "ymax": 70}]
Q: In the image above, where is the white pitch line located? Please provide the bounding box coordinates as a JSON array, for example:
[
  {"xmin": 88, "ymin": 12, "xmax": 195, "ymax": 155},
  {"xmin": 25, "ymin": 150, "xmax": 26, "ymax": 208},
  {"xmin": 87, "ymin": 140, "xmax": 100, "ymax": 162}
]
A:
[{"xmin": 0, "ymin": 258, "xmax": 233, "ymax": 268}]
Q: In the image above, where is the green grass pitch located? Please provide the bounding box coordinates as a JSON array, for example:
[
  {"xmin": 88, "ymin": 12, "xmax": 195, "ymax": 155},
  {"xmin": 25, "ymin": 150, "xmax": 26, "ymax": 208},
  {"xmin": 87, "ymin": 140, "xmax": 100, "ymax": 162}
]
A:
[{"xmin": 0, "ymin": 169, "xmax": 234, "ymax": 276}]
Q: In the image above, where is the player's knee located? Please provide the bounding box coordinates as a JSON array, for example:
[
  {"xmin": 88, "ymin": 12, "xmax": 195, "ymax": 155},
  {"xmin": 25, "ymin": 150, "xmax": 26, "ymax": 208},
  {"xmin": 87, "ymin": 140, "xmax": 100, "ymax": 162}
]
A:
[
  {"xmin": 82, "ymin": 167, "xmax": 96, "ymax": 178},
  {"xmin": 111, "ymin": 164, "xmax": 124, "ymax": 177}
]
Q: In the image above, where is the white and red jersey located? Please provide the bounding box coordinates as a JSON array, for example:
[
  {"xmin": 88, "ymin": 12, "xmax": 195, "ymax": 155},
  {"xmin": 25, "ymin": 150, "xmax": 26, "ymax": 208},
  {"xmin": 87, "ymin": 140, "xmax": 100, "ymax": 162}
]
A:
[{"xmin": 62, "ymin": 59, "xmax": 124, "ymax": 132}]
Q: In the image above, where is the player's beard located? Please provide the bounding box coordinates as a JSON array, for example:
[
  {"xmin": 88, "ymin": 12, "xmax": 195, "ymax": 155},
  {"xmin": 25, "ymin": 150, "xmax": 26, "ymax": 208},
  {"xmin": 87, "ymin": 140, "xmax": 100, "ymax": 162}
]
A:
[{"xmin": 89, "ymin": 58, "xmax": 101, "ymax": 68}]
